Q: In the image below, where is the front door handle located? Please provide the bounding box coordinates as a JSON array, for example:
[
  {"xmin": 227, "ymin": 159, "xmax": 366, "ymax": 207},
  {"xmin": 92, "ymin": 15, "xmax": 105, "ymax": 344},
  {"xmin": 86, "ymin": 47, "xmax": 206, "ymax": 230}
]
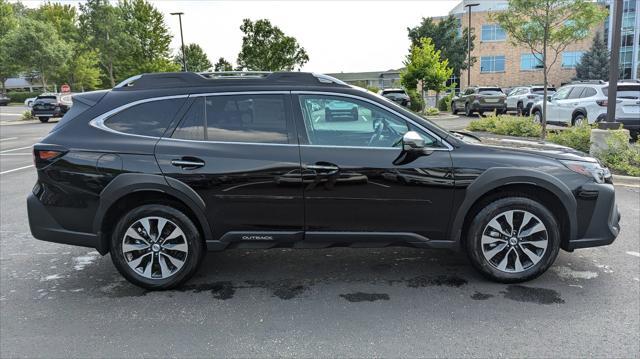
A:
[
  {"xmin": 171, "ymin": 158, "xmax": 205, "ymax": 169},
  {"xmin": 306, "ymin": 164, "xmax": 339, "ymax": 171},
  {"xmin": 306, "ymin": 163, "xmax": 339, "ymax": 176}
]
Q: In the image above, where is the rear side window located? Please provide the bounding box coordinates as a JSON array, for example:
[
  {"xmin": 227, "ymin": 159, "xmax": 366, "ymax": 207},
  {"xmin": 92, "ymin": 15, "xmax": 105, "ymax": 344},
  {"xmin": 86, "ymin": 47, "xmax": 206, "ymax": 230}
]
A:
[
  {"xmin": 568, "ymin": 87, "xmax": 584, "ymax": 99},
  {"xmin": 580, "ymin": 88, "xmax": 597, "ymax": 98},
  {"xmin": 104, "ymin": 98, "xmax": 186, "ymax": 137},
  {"xmin": 173, "ymin": 94, "xmax": 290, "ymax": 143}
]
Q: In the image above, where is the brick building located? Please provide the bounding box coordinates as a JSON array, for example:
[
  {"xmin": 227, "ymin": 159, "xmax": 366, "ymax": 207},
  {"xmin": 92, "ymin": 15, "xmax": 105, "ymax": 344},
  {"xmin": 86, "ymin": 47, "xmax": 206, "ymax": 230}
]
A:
[{"xmin": 440, "ymin": 0, "xmax": 603, "ymax": 89}]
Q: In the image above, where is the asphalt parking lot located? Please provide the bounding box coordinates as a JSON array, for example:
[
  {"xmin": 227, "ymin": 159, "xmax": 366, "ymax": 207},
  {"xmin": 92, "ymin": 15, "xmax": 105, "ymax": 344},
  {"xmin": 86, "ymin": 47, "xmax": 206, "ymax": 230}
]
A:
[{"xmin": 0, "ymin": 116, "xmax": 639, "ymax": 358}]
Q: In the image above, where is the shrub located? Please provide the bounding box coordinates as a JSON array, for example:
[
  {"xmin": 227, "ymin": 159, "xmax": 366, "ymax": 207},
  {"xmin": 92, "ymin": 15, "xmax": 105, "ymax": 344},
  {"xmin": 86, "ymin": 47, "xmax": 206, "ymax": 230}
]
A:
[
  {"xmin": 596, "ymin": 131, "xmax": 640, "ymax": 177},
  {"xmin": 425, "ymin": 107, "xmax": 440, "ymax": 116},
  {"xmin": 547, "ymin": 124, "xmax": 592, "ymax": 153},
  {"xmin": 407, "ymin": 89, "xmax": 424, "ymax": 112},
  {"xmin": 467, "ymin": 115, "xmax": 541, "ymax": 137},
  {"xmin": 21, "ymin": 111, "xmax": 36, "ymax": 121},
  {"xmin": 438, "ymin": 93, "xmax": 453, "ymax": 112},
  {"xmin": 366, "ymin": 86, "xmax": 380, "ymax": 94},
  {"xmin": 7, "ymin": 91, "xmax": 39, "ymax": 104}
]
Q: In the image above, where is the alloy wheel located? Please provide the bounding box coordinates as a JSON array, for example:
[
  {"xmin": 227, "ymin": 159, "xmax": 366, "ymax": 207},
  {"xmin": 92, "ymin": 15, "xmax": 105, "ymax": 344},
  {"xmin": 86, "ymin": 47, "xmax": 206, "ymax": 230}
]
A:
[
  {"xmin": 122, "ymin": 216, "xmax": 189, "ymax": 280},
  {"xmin": 533, "ymin": 111, "xmax": 542, "ymax": 124},
  {"xmin": 480, "ymin": 209, "xmax": 548, "ymax": 273}
]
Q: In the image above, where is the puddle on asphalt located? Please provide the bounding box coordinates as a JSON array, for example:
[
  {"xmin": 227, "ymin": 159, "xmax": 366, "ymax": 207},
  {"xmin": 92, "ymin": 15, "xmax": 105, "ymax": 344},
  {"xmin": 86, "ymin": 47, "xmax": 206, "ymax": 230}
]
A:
[
  {"xmin": 470, "ymin": 291, "xmax": 494, "ymax": 300},
  {"xmin": 501, "ymin": 285, "xmax": 565, "ymax": 304},
  {"xmin": 340, "ymin": 292, "xmax": 390, "ymax": 302}
]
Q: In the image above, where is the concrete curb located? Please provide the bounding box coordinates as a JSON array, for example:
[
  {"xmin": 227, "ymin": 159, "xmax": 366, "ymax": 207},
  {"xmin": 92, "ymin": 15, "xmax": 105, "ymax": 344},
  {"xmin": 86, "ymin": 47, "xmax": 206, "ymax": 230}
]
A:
[{"xmin": 613, "ymin": 174, "xmax": 640, "ymax": 187}]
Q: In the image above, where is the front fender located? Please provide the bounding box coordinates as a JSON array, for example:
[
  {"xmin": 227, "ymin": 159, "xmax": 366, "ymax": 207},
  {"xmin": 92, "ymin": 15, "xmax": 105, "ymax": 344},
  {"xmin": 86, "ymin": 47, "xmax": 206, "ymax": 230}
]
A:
[
  {"xmin": 92, "ymin": 173, "xmax": 211, "ymax": 254},
  {"xmin": 449, "ymin": 167, "xmax": 577, "ymax": 245}
]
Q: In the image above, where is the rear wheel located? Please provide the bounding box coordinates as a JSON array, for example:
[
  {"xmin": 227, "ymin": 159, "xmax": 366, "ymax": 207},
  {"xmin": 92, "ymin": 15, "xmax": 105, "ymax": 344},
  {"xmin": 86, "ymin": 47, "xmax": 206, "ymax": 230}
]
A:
[
  {"xmin": 516, "ymin": 102, "xmax": 524, "ymax": 116},
  {"xmin": 465, "ymin": 103, "xmax": 473, "ymax": 117},
  {"xmin": 110, "ymin": 204, "xmax": 204, "ymax": 290},
  {"xmin": 466, "ymin": 197, "xmax": 560, "ymax": 283},
  {"xmin": 451, "ymin": 102, "xmax": 458, "ymax": 114},
  {"xmin": 38, "ymin": 117, "xmax": 49, "ymax": 123}
]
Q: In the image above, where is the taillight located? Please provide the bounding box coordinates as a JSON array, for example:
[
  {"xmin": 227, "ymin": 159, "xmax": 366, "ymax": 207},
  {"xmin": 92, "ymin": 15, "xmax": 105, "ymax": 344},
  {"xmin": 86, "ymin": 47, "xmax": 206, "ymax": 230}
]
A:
[
  {"xmin": 527, "ymin": 95, "xmax": 537, "ymax": 99},
  {"xmin": 33, "ymin": 145, "xmax": 67, "ymax": 169},
  {"xmin": 596, "ymin": 100, "xmax": 608, "ymax": 107}
]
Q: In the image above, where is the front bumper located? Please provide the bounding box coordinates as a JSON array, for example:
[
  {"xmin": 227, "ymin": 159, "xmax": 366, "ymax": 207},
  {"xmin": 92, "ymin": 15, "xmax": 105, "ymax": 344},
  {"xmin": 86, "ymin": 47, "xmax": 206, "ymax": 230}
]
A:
[
  {"xmin": 565, "ymin": 183, "xmax": 620, "ymax": 250},
  {"xmin": 27, "ymin": 193, "xmax": 103, "ymax": 252}
]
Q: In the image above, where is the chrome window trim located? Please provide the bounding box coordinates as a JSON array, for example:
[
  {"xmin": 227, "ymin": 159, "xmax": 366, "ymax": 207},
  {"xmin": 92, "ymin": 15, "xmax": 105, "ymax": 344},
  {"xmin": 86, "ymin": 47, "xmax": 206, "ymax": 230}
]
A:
[
  {"xmin": 292, "ymin": 91, "xmax": 453, "ymax": 151},
  {"xmin": 189, "ymin": 91, "xmax": 290, "ymax": 98}
]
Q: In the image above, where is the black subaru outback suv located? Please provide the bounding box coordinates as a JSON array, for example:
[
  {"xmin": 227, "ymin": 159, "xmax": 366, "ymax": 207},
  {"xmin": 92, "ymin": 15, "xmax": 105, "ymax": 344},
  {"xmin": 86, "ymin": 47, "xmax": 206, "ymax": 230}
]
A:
[{"xmin": 27, "ymin": 72, "xmax": 620, "ymax": 290}]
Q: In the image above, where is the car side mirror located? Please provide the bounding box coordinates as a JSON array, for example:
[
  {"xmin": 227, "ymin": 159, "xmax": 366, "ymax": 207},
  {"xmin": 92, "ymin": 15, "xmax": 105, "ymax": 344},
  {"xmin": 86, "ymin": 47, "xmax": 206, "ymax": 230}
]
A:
[
  {"xmin": 547, "ymin": 95, "xmax": 554, "ymax": 102},
  {"xmin": 402, "ymin": 131, "xmax": 425, "ymax": 151}
]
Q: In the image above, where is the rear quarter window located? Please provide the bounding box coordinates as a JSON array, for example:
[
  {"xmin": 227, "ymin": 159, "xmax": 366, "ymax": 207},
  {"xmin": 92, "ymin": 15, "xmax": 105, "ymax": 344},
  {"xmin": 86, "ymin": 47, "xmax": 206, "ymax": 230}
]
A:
[{"xmin": 104, "ymin": 98, "xmax": 186, "ymax": 137}]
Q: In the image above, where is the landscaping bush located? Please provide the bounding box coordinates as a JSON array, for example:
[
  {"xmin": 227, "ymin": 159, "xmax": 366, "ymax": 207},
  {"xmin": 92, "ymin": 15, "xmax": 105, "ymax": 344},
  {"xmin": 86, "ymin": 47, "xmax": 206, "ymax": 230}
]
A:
[
  {"xmin": 7, "ymin": 91, "xmax": 39, "ymax": 104},
  {"xmin": 407, "ymin": 89, "xmax": 424, "ymax": 112},
  {"xmin": 596, "ymin": 131, "xmax": 640, "ymax": 177},
  {"xmin": 546, "ymin": 124, "xmax": 592, "ymax": 153},
  {"xmin": 21, "ymin": 111, "xmax": 35, "ymax": 121},
  {"xmin": 366, "ymin": 86, "xmax": 380, "ymax": 94},
  {"xmin": 438, "ymin": 93, "xmax": 453, "ymax": 112},
  {"xmin": 425, "ymin": 107, "xmax": 440, "ymax": 116},
  {"xmin": 467, "ymin": 115, "xmax": 542, "ymax": 137}
]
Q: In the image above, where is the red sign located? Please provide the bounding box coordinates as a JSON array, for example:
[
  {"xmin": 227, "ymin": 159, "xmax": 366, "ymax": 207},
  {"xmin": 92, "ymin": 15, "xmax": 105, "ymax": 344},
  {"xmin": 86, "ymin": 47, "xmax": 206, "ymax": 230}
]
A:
[{"xmin": 61, "ymin": 84, "xmax": 71, "ymax": 93}]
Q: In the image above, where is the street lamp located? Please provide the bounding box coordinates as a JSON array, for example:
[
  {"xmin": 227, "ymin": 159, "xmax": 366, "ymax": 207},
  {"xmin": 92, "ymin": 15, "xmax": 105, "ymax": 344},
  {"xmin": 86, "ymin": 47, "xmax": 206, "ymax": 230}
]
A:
[
  {"xmin": 464, "ymin": 3, "xmax": 480, "ymax": 88},
  {"xmin": 603, "ymin": 0, "xmax": 623, "ymax": 127},
  {"xmin": 170, "ymin": 12, "xmax": 187, "ymax": 72}
]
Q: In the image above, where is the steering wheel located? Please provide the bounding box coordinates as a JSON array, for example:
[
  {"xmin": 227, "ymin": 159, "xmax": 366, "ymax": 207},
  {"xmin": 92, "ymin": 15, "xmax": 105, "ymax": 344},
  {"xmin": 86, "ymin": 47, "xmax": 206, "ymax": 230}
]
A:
[{"xmin": 368, "ymin": 119, "xmax": 385, "ymax": 146}]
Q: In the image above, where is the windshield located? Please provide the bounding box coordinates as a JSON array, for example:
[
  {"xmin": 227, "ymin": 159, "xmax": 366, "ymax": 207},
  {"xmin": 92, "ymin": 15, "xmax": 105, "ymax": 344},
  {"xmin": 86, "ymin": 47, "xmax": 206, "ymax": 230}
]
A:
[{"xmin": 35, "ymin": 96, "xmax": 57, "ymax": 103}]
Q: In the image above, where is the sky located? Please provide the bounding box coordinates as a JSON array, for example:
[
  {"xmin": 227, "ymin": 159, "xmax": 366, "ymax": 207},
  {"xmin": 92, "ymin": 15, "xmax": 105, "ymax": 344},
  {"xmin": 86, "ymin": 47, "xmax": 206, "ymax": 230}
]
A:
[{"xmin": 20, "ymin": 0, "xmax": 461, "ymax": 73}]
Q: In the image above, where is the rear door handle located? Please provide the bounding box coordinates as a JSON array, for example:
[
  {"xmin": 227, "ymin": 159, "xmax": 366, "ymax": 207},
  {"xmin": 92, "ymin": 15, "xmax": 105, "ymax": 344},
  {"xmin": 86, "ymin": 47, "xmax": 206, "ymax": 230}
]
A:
[
  {"xmin": 306, "ymin": 163, "xmax": 339, "ymax": 176},
  {"xmin": 306, "ymin": 165, "xmax": 339, "ymax": 171},
  {"xmin": 171, "ymin": 158, "xmax": 205, "ymax": 169}
]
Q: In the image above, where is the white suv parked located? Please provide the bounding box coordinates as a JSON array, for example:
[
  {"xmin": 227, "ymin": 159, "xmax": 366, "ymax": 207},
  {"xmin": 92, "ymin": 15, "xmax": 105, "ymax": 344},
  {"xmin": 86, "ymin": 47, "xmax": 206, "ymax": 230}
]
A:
[{"xmin": 530, "ymin": 81, "xmax": 640, "ymax": 136}]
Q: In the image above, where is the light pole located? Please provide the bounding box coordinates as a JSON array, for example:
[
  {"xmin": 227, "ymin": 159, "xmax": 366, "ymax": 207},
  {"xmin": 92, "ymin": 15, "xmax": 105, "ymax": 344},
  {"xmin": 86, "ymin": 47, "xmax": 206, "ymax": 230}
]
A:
[
  {"xmin": 465, "ymin": 3, "xmax": 480, "ymax": 88},
  {"xmin": 602, "ymin": 0, "xmax": 623, "ymax": 128},
  {"xmin": 171, "ymin": 12, "xmax": 187, "ymax": 72}
]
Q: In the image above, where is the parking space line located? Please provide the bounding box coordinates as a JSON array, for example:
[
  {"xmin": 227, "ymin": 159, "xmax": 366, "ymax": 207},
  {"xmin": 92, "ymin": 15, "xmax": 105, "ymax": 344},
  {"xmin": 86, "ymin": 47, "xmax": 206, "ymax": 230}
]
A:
[
  {"xmin": 0, "ymin": 145, "xmax": 33, "ymax": 153},
  {"xmin": 0, "ymin": 153, "xmax": 32, "ymax": 155},
  {"xmin": 0, "ymin": 164, "xmax": 34, "ymax": 175},
  {"xmin": 0, "ymin": 137, "xmax": 18, "ymax": 142}
]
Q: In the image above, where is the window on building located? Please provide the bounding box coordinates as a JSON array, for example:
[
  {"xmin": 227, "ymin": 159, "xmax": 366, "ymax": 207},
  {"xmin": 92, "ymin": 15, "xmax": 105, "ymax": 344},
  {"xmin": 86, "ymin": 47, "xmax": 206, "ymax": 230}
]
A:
[
  {"xmin": 520, "ymin": 53, "xmax": 543, "ymax": 70},
  {"xmin": 561, "ymin": 51, "xmax": 585, "ymax": 68},
  {"xmin": 481, "ymin": 24, "xmax": 506, "ymax": 41},
  {"xmin": 480, "ymin": 56, "xmax": 506, "ymax": 73}
]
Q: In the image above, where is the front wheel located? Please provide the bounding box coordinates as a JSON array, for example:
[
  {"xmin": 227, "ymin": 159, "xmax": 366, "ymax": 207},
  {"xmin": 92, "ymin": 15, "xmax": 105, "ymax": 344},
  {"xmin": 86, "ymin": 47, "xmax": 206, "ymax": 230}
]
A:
[
  {"xmin": 572, "ymin": 113, "xmax": 586, "ymax": 127},
  {"xmin": 38, "ymin": 117, "xmax": 49, "ymax": 123},
  {"xmin": 465, "ymin": 103, "xmax": 473, "ymax": 117},
  {"xmin": 466, "ymin": 197, "xmax": 560, "ymax": 283},
  {"xmin": 532, "ymin": 110, "xmax": 542, "ymax": 124},
  {"xmin": 110, "ymin": 204, "xmax": 204, "ymax": 290},
  {"xmin": 451, "ymin": 102, "xmax": 458, "ymax": 114}
]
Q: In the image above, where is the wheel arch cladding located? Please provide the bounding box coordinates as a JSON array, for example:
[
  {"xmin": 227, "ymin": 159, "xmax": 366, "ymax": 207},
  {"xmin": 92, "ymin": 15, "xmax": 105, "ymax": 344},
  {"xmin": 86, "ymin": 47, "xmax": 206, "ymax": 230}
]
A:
[
  {"xmin": 450, "ymin": 167, "xmax": 577, "ymax": 247},
  {"xmin": 572, "ymin": 108, "xmax": 587, "ymax": 120},
  {"xmin": 93, "ymin": 173, "xmax": 211, "ymax": 254}
]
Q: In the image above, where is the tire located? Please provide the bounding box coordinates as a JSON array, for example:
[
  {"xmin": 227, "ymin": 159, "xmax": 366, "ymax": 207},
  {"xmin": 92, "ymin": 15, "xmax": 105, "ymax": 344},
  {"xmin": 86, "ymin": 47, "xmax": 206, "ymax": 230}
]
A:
[
  {"xmin": 478, "ymin": 111, "xmax": 485, "ymax": 117},
  {"xmin": 532, "ymin": 110, "xmax": 542, "ymax": 124},
  {"xmin": 465, "ymin": 197, "xmax": 560, "ymax": 283},
  {"xmin": 38, "ymin": 117, "xmax": 49, "ymax": 123},
  {"xmin": 572, "ymin": 113, "xmax": 586, "ymax": 127},
  {"xmin": 110, "ymin": 204, "xmax": 204, "ymax": 290},
  {"xmin": 516, "ymin": 102, "xmax": 523, "ymax": 116},
  {"xmin": 465, "ymin": 102, "xmax": 473, "ymax": 117},
  {"xmin": 451, "ymin": 102, "xmax": 458, "ymax": 114}
]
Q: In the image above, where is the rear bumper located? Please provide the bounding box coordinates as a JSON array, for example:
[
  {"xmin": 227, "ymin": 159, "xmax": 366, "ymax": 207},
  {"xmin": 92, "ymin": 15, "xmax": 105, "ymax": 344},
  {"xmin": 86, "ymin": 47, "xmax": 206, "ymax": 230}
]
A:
[
  {"xmin": 618, "ymin": 118, "xmax": 640, "ymax": 130},
  {"xmin": 27, "ymin": 193, "xmax": 105, "ymax": 253},
  {"xmin": 565, "ymin": 183, "xmax": 619, "ymax": 250},
  {"xmin": 471, "ymin": 102, "xmax": 507, "ymax": 111}
]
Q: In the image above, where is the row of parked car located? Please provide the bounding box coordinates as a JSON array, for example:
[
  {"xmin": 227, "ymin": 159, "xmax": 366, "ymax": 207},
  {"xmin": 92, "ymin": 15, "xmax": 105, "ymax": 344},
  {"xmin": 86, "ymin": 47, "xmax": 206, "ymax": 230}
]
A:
[
  {"xmin": 24, "ymin": 93, "xmax": 73, "ymax": 123},
  {"xmin": 450, "ymin": 80, "xmax": 640, "ymax": 138}
]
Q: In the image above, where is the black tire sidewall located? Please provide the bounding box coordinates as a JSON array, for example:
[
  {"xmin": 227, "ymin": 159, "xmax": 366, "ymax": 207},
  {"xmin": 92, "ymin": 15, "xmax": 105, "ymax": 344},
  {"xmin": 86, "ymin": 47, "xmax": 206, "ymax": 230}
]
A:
[
  {"xmin": 466, "ymin": 197, "xmax": 560, "ymax": 283},
  {"xmin": 110, "ymin": 204, "xmax": 203, "ymax": 290},
  {"xmin": 39, "ymin": 117, "xmax": 49, "ymax": 123},
  {"xmin": 573, "ymin": 114, "xmax": 585, "ymax": 126}
]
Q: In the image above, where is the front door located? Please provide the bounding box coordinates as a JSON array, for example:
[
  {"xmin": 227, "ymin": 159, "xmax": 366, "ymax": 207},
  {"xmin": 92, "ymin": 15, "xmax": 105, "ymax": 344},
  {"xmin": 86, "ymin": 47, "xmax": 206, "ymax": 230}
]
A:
[
  {"xmin": 155, "ymin": 93, "xmax": 304, "ymax": 243},
  {"xmin": 293, "ymin": 93, "xmax": 454, "ymax": 243}
]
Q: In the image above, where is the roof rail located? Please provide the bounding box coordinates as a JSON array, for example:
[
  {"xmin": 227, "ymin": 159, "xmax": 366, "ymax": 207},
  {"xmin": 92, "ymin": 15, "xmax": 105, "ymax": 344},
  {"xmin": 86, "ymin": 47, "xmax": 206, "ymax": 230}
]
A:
[
  {"xmin": 199, "ymin": 71, "xmax": 272, "ymax": 79},
  {"xmin": 569, "ymin": 80, "xmax": 606, "ymax": 84}
]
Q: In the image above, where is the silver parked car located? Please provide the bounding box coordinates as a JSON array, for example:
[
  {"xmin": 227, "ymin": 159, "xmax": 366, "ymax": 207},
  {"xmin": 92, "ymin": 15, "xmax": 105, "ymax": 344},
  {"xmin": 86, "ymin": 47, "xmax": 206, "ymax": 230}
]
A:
[{"xmin": 506, "ymin": 86, "xmax": 556, "ymax": 116}]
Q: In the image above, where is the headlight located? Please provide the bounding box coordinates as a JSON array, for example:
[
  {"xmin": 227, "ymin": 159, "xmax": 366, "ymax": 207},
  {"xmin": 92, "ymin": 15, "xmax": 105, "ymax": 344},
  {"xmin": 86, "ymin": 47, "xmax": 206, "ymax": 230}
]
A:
[{"xmin": 560, "ymin": 160, "xmax": 611, "ymax": 183}]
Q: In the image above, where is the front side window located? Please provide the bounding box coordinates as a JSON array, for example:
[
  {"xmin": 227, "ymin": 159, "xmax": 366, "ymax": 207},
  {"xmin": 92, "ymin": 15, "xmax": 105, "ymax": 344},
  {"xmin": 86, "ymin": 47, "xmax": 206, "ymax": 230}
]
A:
[
  {"xmin": 480, "ymin": 56, "xmax": 505, "ymax": 73},
  {"xmin": 520, "ymin": 53, "xmax": 543, "ymax": 70},
  {"xmin": 553, "ymin": 86, "xmax": 573, "ymax": 100},
  {"xmin": 562, "ymin": 51, "xmax": 584, "ymax": 68},
  {"xmin": 104, "ymin": 98, "xmax": 186, "ymax": 136},
  {"xmin": 567, "ymin": 87, "xmax": 585, "ymax": 99},
  {"xmin": 173, "ymin": 94, "xmax": 289, "ymax": 143},
  {"xmin": 298, "ymin": 95, "xmax": 439, "ymax": 148},
  {"xmin": 481, "ymin": 24, "xmax": 506, "ymax": 41}
]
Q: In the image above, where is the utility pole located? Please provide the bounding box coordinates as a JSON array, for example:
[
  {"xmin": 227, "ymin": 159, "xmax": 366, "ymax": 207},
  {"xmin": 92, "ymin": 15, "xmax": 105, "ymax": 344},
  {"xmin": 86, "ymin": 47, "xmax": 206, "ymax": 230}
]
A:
[
  {"xmin": 171, "ymin": 12, "xmax": 187, "ymax": 72},
  {"xmin": 465, "ymin": 3, "xmax": 480, "ymax": 88},
  {"xmin": 602, "ymin": 0, "xmax": 623, "ymax": 128}
]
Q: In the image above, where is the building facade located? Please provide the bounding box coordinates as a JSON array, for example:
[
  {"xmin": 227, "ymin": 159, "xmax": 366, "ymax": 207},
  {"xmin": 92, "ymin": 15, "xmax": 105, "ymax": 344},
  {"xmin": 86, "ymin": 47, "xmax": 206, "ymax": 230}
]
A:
[
  {"xmin": 325, "ymin": 69, "xmax": 402, "ymax": 90},
  {"xmin": 602, "ymin": 0, "xmax": 639, "ymax": 80},
  {"xmin": 447, "ymin": 0, "xmax": 601, "ymax": 89}
]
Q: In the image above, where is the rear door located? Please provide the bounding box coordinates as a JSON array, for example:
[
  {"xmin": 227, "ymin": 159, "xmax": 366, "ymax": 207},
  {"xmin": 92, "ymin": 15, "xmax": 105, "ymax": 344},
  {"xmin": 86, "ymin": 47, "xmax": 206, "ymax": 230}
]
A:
[{"xmin": 155, "ymin": 92, "xmax": 304, "ymax": 243}]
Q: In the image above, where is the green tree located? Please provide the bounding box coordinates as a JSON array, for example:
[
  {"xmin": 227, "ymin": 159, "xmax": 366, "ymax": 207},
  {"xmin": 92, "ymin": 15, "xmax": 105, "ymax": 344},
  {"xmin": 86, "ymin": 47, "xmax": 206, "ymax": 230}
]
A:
[
  {"xmin": 79, "ymin": 0, "xmax": 129, "ymax": 87},
  {"xmin": 493, "ymin": 0, "xmax": 608, "ymax": 139},
  {"xmin": 407, "ymin": 15, "xmax": 475, "ymax": 83},
  {"xmin": 0, "ymin": 0, "xmax": 21, "ymax": 93},
  {"xmin": 119, "ymin": 0, "xmax": 180, "ymax": 77},
  {"xmin": 401, "ymin": 38, "xmax": 453, "ymax": 110},
  {"xmin": 236, "ymin": 19, "xmax": 309, "ymax": 71},
  {"xmin": 6, "ymin": 17, "xmax": 70, "ymax": 89},
  {"xmin": 214, "ymin": 57, "xmax": 233, "ymax": 72},
  {"xmin": 575, "ymin": 31, "xmax": 609, "ymax": 81},
  {"xmin": 176, "ymin": 43, "xmax": 212, "ymax": 72}
]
